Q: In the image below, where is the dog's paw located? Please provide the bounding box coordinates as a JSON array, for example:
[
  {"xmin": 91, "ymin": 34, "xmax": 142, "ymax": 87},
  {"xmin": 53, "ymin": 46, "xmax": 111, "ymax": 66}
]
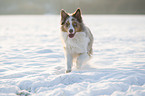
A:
[{"xmin": 65, "ymin": 70, "xmax": 71, "ymax": 73}]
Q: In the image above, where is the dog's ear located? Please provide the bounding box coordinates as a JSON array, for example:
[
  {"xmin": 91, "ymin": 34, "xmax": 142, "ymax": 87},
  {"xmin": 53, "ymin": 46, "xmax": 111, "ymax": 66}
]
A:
[
  {"xmin": 72, "ymin": 8, "xmax": 82, "ymax": 23},
  {"xmin": 61, "ymin": 9, "xmax": 69, "ymax": 25}
]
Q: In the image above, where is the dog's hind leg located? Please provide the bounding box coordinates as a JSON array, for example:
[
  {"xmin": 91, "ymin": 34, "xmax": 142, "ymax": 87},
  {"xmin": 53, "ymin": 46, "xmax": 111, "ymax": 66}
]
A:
[{"xmin": 76, "ymin": 53, "xmax": 90, "ymax": 69}]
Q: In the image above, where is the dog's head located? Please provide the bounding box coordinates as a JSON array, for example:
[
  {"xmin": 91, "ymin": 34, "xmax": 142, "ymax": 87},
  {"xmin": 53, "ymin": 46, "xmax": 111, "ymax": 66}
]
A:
[{"xmin": 61, "ymin": 8, "xmax": 83, "ymax": 38}]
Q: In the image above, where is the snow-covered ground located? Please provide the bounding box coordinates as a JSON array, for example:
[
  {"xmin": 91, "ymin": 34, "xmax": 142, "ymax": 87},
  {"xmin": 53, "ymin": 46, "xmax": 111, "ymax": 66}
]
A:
[{"xmin": 0, "ymin": 15, "xmax": 145, "ymax": 96}]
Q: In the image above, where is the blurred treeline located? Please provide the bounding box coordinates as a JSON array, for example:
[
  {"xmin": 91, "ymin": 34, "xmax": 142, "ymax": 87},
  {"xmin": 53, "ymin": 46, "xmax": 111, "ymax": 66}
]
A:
[{"xmin": 0, "ymin": 0, "xmax": 145, "ymax": 14}]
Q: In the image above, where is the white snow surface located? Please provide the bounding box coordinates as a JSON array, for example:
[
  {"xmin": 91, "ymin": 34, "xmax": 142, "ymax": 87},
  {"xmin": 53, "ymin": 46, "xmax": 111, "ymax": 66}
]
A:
[{"xmin": 0, "ymin": 15, "xmax": 145, "ymax": 96}]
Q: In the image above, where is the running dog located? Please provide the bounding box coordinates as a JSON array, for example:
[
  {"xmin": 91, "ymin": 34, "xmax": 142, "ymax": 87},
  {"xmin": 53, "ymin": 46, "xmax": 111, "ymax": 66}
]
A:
[{"xmin": 60, "ymin": 8, "xmax": 94, "ymax": 73}]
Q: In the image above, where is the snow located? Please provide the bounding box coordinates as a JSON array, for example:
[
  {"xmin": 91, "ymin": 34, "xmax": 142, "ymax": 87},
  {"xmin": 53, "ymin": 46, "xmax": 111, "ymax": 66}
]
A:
[{"xmin": 0, "ymin": 15, "xmax": 145, "ymax": 96}]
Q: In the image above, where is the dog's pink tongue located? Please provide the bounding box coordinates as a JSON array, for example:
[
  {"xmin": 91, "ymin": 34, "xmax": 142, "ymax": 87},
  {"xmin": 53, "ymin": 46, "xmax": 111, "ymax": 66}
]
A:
[{"xmin": 69, "ymin": 34, "xmax": 74, "ymax": 38}]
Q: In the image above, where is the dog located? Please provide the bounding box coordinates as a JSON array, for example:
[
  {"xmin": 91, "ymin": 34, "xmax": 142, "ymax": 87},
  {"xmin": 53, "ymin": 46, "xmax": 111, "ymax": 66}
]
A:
[{"xmin": 60, "ymin": 8, "xmax": 94, "ymax": 73}]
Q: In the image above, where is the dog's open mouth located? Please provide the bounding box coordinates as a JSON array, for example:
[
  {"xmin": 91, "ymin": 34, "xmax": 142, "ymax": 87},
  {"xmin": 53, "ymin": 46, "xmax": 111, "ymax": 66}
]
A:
[{"xmin": 68, "ymin": 34, "xmax": 75, "ymax": 38}]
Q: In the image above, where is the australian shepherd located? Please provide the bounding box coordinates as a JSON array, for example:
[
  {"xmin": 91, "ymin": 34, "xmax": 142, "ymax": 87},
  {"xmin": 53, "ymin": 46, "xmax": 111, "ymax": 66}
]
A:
[{"xmin": 60, "ymin": 8, "xmax": 94, "ymax": 73}]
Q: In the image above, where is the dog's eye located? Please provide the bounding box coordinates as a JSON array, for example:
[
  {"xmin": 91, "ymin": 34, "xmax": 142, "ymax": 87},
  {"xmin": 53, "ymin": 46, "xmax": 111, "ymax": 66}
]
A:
[
  {"xmin": 66, "ymin": 23, "xmax": 69, "ymax": 27},
  {"xmin": 73, "ymin": 23, "xmax": 77, "ymax": 27}
]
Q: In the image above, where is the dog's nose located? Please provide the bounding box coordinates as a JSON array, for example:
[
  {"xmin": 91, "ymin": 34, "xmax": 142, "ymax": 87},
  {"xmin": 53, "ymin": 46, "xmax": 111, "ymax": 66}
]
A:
[{"xmin": 69, "ymin": 29, "xmax": 73, "ymax": 33}]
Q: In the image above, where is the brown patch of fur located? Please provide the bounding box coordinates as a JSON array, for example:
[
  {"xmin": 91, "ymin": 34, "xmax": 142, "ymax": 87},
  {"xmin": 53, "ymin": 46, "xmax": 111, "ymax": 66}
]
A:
[
  {"xmin": 72, "ymin": 21, "xmax": 83, "ymax": 32},
  {"xmin": 72, "ymin": 18, "xmax": 75, "ymax": 21},
  {"xmin": 61, "ymin": 25, "xmax": 67, "ymax": 32},
  {"xmin": 66, "ymin": 21, "xmax": 70, "ymax": 27},
  {"xmin": 61, "ymin": 21, "xmax": 70, "ymax": 32}
]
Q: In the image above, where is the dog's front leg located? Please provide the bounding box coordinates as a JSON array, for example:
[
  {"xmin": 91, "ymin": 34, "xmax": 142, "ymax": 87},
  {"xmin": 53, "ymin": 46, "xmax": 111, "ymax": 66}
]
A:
[
  {"xmin": 65, "ymin": 52, "xmax": 73, "ymax": 73},
  {"xmin": 76, "ymin": 53, "xmax": 90, "ymax": 69}
]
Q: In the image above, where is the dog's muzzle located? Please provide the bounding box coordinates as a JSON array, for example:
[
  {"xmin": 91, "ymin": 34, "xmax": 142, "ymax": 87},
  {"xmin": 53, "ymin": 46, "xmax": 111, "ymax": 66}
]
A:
[{"xmin": 68, "ymin": 29, "xmax": 75, "ymax": 38}]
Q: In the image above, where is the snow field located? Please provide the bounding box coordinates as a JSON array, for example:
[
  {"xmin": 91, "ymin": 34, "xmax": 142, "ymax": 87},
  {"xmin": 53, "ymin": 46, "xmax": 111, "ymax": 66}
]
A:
[{"xmin": 0, "ymin": 15, "xmax": 145, "ymax": 96}]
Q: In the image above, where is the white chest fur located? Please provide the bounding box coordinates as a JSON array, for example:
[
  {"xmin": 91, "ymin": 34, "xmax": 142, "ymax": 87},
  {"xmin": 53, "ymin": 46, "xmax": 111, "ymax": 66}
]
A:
[{"xmin": 61, "ymin": 32, "xmax": 90, "ymax": 54}]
